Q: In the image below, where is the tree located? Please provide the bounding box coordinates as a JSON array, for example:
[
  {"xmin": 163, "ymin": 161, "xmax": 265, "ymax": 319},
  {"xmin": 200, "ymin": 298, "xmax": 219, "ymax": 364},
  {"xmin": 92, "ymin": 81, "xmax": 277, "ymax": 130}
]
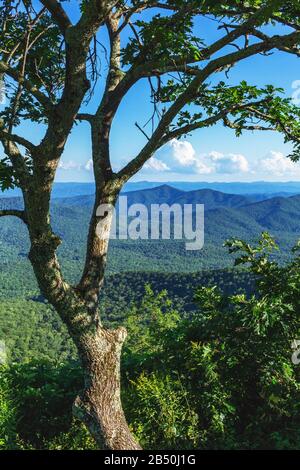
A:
[{"xmin": 0, "ymin": 0, "xmax": 300, "ymax": 450}]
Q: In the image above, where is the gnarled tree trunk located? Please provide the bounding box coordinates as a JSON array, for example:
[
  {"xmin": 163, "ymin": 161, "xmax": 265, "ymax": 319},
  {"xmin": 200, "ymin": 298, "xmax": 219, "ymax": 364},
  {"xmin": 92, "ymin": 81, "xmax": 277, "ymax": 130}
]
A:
[
  {"xmin": 26, "ymin": 184, "xmax": 141, "ymax": 450},
  {"xmin": 73, "ymin": 326, "xmax": 141, "ymax": 450}
]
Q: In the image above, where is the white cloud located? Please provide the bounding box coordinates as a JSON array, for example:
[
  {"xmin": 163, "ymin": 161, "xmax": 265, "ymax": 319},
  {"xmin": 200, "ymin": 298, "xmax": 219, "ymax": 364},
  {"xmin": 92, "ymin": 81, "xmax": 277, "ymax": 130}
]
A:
[
  {"xmin": 58, "ymin": 160, "xmax": 82, "ymax": 171},
  {"xmin": 157, "ymin": 139, "xmax": 213, "ymax": 174},
  {"xmin": 144, "ymin": 157, "xmax": 170, "ymax": 172},
  {"xmin": 146, "ymin": 140, "xmax": 251, "ymax": 176},
  {"xmin": 169, "ymin": 139, "xmax": 197, "ymax": 166},
  {"xmin": 127, "ymin": 139, "xmax": 300, "ymax": 181},
  {"xmin": 260, "ymin": 151, "xmax": 296, "ymax": 176},
  {"xmin": 58, "ymin": 159, "xmax": 95, "ymax": 173},
  {"xmin": 292, "ymin": 80, "xmax": 300, "ymax": 105},
  {"xmin": 195, "ymin": 160, "xmax": 214, "ymax": 175},
  {"xmin": 208, "ymin": 151, "xmax": 250, "ymax": 174},
  {"xmin": 85, "ymin": 159, "xmax": 93, "ymax": 171}
]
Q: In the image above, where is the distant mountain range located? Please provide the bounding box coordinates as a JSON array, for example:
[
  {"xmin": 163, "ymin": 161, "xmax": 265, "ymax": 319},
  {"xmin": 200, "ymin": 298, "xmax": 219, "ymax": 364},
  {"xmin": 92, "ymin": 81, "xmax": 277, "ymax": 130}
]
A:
[
  {"xmin": 1, "ymin": 184, "xmax": 300, "ymax": 273},
  {"xmin": 2, "ymin": 180, "xmax": 300, "ymax": 199},
  {"xmin": 56, "ymin": 184, "xmax": 263, "ymax": 209},
  {"xmin": 123, "ymin": 181, "xmax": 300, "ymax": 196}
]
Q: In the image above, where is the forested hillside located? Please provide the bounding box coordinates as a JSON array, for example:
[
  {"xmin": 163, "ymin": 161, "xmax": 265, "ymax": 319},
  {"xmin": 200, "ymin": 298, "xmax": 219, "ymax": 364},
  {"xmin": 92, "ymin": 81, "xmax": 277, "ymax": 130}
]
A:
[
  {"xmin": 2, "ymin": 236, "xmax": 300, "ymax": 450},
  {"xmin": 1, "ymin": 185, "xmax": 300, "ymax": 450},
  {"xmin": 1, "ymin": 185, "xmax": 300, "ymax": 281}
]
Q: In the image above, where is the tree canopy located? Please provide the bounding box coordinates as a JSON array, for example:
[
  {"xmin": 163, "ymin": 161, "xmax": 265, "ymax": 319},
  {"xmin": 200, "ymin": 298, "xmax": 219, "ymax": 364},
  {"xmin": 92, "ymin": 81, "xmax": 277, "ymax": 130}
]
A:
[{"xmin": 0, "ymin": 0, "xmax": 300, "ymax": 194}]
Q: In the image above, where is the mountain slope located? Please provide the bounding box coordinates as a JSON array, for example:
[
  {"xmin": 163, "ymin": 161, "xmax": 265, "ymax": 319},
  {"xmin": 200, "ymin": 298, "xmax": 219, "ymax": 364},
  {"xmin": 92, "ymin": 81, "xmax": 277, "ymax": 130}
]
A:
[
  {"xmin": 1, "ymin": 186, "xmax": 300, "ymax": 274},
  {"xmin": 54, "ymin": 185, "xmax": 256, "ymax": 210},
  {"xmin": 240, "ymin": 195, "xmax": 300, "ymax": 233}
]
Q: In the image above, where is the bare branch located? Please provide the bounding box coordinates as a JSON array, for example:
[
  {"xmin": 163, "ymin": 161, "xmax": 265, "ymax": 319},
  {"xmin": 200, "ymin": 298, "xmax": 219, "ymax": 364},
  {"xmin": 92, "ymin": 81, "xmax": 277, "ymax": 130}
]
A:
[
  {"xmin": 0, "ymin": 127, "xmax": 37, "ymax": 154},
  {"xmin": 0, "ymin": 209, "xmax": 27, "ymax": 223},
  {"xmin": 251, "ymin": 28, "xmax": 300, "ymax": 57},
  {"xmin": 135, "ymin": 122, "xmax": 151, "ymax": 141},
  {"xmin": 76, "ymin": 113, "xmax": 94, "ymax": 124}
]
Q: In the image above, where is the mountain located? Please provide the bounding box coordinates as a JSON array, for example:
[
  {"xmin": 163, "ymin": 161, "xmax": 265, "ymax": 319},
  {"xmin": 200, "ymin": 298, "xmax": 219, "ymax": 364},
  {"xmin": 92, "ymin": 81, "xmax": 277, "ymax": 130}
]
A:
[
  {"xmin": 54, "ymin": 185, "xmax": 261, "ymax": 210},
  {"xmin": 1, "ymin": 186, "xmax": 300, "ymax": 275},
  {"xmin": 122, "ymin": 184, "xmax": 184, "ymax": 207},
  {"xmin": 240, "ymin": 195, "xmax": 300, "ymax": 233},
  {"xmin": 120, "ymin": 185, "xmax": 256, "ymax": 211},
  {"xmin": 173, "ymin": 188, "xmax": 251, "ymax": 209},
  {"xmin": 2, "ymin": 181, "xmax": 300, "ymax": 199},
  {"xmin": 122, "ymin": 181, "xmax": 300, "ymax": 195}
]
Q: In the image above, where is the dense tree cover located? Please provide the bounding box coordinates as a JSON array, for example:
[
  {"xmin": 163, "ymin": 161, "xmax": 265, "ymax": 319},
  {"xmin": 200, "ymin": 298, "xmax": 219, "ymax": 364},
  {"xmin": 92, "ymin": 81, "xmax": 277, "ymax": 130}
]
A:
[
  {"xmin": 1, "ymin": 235, "xmax": 300, "ymax": 449},
  {"xmin": 0, "ymin": 300, "xmax": 77, "ymax": 363},
  {"xmin": 0, "ymin": 266, "xmax": 254, "ymax": 361},
  {"xmin": 1, "ymin": 189, "xmax": 300, "ymax": 283}
]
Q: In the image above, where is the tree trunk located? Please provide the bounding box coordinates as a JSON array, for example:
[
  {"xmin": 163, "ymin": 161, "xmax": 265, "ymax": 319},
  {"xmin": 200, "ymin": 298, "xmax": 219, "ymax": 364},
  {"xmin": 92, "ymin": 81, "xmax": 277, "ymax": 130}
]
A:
[
  {"xmin": 73, "ymin": 326, "xmax": 142, "ymax": 450},
  {"xmin": 26, "ymin": 184, "xmax": 140, "ymax": 449},
  {"xmin": 28, "ymin": 231, "xmax": 141, "ymax": 450}
]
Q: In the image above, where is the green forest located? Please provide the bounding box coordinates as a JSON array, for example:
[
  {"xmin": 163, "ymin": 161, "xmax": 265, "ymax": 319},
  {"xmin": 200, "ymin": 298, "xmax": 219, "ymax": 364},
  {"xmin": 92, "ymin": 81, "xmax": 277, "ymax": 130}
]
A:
[{"xmin": 2, "ymin": 233, "xmax": 300, "ymax": 450}]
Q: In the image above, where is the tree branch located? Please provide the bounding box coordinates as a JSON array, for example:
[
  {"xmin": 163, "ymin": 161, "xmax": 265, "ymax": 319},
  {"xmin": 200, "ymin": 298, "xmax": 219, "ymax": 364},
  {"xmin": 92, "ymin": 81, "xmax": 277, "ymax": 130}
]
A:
[
  {"xmin": 222, "ymin": 116, "xmax": 274, "ymax": 132},
  {"xmin": 0, "ymin": 127, "xmax": 37, "ymax": 154},
  {"xmin": 76, "ymin": 113, "xmax": 94, "ymax": 124},
  {"xmin": 0, "ymin": 61, "xmax": 53, "ymax": 111},
  {"xmin": 116, "ymin": 27, "xmax": 300, "ymax": 183},
  {"xmin": 0, "ymin": 209, "xmax": 27, "ymax": 223},
  {"xmin": 95, "ymin": 0, "xmax": 288, "ymax": 132},
  {"xmin": 1, "ymin": 138, "xmax": 31, "ymax": 189},
  {"xmin": 74, "ymin": 0, "xmax": 120, "ymax": 40},
  {"xmin": 35, "ymin": 1, "xmax": 121, "ymax": 168},
  {"xmin": 40, "ymin": 0, "xmax": 72, "ymax": 35},
  {"xmin": 161, "ymin": 101, "xmax": 276, "ymax": 143}
]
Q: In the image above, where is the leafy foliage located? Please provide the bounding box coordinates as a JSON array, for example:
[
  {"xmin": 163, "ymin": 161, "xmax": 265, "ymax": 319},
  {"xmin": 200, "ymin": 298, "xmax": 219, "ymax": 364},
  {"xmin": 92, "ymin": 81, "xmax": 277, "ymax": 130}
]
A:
[
  {"xmin": 2, "ymin": 236, "xmax": 300, "ymax": 449},
  {"xmin": 4, "ymin": 234, "xmax": 300, "ymax": 449},
  {"xmin": 0, "ymin": 366, "xmax": 17, "ymax": 449}
]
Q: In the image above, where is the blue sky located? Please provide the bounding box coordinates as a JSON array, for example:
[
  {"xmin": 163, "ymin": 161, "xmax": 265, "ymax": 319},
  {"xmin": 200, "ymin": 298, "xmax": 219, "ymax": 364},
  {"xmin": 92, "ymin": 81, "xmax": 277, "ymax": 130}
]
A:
[{"xmin": 2, "ymin": 2, "xmax": 300, "ymax": 183}]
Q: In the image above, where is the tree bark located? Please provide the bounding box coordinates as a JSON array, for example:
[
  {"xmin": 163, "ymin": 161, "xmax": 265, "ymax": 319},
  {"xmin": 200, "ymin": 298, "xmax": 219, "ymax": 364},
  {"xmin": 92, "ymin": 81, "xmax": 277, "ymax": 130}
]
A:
[
  {"xmin": 73, "ymin": 326, "xmax": 141, "ymax": 450},
  {"xmin": 26, "ymin": 185, "xmax": 141, "ymax": 450},
  {"xmin": 30, "ymin": 246, "xmax": 141, "ymax": 449}
]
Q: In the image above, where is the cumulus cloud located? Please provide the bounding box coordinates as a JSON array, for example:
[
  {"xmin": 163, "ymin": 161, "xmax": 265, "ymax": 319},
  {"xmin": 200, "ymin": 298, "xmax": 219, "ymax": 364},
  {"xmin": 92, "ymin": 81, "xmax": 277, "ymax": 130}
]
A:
[
  {"xmin": 260, "ymin": 151, "xmax": 296, "ymax": 176},
  {"xmin": 149, "ymin": 139, "xmax": 250, "ymax": 176},
  {"xmin": 153, "ymin": 139, "xmax": 213, "ymax": 174},
  {"xmin": 141, "ymin": 148, "xmax": 300, "ymax": 179},
  {"xmin": 58, "ymin": 160, "xmax": 82, "ymax": 171},
  {"xmin": 169, "ymin": 139, "xmax": 197, "ymax": 166},
  {"xmin": 58, "ymin": 159, "xmax": 95, "ymax": 172},
  {"xmin": 292, "ymin": 80, "xmax": 300, "ymax": 105},
  {"xmin": 144, "ymin": 157, "xmax": 170, "ymax": 172},
  {"xmin": 58, "ymin": 144, "xmax": 300, "ymax": 181},
  {"xmin": 208, "ymin": 151, "xmax": 250, "ymax": 174},
  {"xmin": 195, "ymin": 160, "xmax": 214, "ymax": 175}
]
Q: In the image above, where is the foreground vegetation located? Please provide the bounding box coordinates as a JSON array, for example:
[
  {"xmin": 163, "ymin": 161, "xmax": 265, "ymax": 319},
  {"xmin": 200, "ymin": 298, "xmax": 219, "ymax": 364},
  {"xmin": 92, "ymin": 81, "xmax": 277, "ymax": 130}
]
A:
[{"xmin": 2, "ymin": 234, "xmax": 300, "ymax": 450}]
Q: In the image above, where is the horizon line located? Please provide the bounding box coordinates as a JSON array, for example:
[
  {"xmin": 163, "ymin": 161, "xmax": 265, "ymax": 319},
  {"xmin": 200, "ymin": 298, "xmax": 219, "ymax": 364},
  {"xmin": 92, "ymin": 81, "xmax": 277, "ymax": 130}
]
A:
[{"xmin": 50, "ymin": 180, "xmax": 300, "ymax": 185}]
